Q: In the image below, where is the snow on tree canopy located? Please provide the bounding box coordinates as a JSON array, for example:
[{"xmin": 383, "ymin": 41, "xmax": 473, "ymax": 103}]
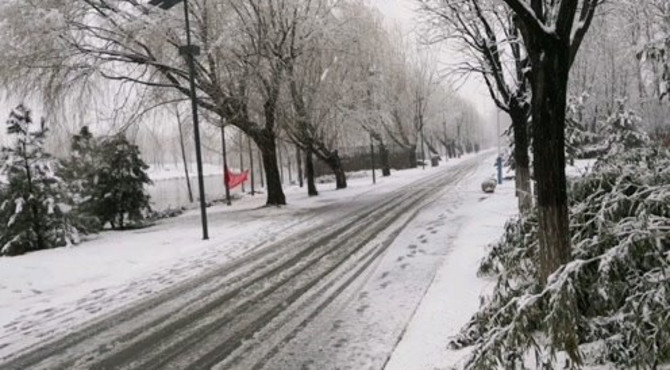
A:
[
  {"xmin": 0, "ymin": 105, "xmax": 79, "ymax": 256},
  {"xmin": 452, "ymin": 139, "xmax": 670, "ymax": 368}
]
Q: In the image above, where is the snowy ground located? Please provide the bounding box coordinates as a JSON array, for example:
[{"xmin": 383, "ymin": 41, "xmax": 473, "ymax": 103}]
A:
[
  {"xmin": 256, "ymin": 153, "xmax": 505, "ymax": 370},
  {"xmin": 2, "ymin": 154, "xmax": 616, "ymax": 369},
  {"xmin": 383, "ymin": 157, "xmax": 611, "ymax": 370},
  {"xmin": 385, "ymin": 177, "xmax": 517, "ymax": 370},
  {"xmin": 0, "ymin": 153, "xmax": 480, "ymax": 361}
]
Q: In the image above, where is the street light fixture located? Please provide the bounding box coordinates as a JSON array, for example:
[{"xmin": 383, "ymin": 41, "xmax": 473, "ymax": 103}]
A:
[{"xmin": 149, "ymin": 0, "xmax": 209, "ymax": 240}]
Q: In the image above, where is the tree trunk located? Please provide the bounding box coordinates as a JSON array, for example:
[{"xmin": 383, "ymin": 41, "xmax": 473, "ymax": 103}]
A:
[
  {"xmin": 408, "ymin": 145, "xmax": 417, "ymax": 168},
  {"xmin": 531, "ymin": 48, "xmax": 572, "ymax": 283},
  {"xmin": 239, "ymin": 141, "xmax": 245, "ymax": 193},
  {"xmin": 221, "ymin": 125, "xmax": 231, "ymax": 206},
  {"xmin": 305, "ymin": 149, "xmax": 318, "ymax": 196},
  {"xmin": 258, "ymin": 148, "xmax": 264, "ymax": 188},
  {"xmin": 296, "ymin": 145, "xmax": 303, "ymax": 188},
  {"xmin": 24, "ymin": 155, "xmax": 45, "ymax": 249},
  {"xmin": 449, "ymin": 141, "xmax": 457, "ymax": 158},
  {"xmin": 510, "ymin": 104, "xmax": 532, "ymax": 214},
  {"xmin": 287, "ymin": 146, "xmax": 293, "ymax": 184},
  {"xmin": 425, "ymin": 140, "xmax": 439, "ymax": 158},
  {"xmin": 379, "ymin": 142, "xmax": 391, "ymax": 176},
  {"xmin": 277, "ymin": 142, "xmax": 284, "ymax": 185},
  {"xmin": 256, "ymin": 129, "xmax": 285, "ymax": 205},
  {"xmin": 323, "ymin": 150, "xmax": 347, "ymax": 189},
  {"xmin": 248, "ymin": 135, "xmax": 255, "ymax": 195}
]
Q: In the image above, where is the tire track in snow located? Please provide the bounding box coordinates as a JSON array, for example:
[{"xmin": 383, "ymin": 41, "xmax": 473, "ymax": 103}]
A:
[{"xmin": 0, "ymin": 157, "xmax": 481, "ymax": 370}]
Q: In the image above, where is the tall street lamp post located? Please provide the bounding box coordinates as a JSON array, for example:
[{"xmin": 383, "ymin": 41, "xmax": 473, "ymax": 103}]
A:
[{"xmin": 149, "ymin": 0, "xmax": 209, "ymax": 239}]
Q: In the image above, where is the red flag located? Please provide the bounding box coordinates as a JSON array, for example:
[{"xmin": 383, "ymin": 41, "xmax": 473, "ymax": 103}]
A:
[{"xmin": 224, "ymin": 167, "xmax": 249, "ymax": 189}]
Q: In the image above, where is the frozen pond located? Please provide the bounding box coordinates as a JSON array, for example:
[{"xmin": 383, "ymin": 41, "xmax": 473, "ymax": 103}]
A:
[{"xmin": 148, "ymin": 174, "xmax": 234, "ymax": 211}]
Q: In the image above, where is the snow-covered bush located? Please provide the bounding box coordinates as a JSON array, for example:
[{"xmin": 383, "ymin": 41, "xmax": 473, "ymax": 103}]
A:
[
  {"xmin": 92, "ymin": 134, "xmax": 152, "ymax": 230},
  {"xmin": 60, "ymin": 129, "xmax": 153, "ymax": 230},
  {"xmin": 59, "ymin": 126, "xmax": 103, "ymax": 234},
  {"xmin": 452, "ymin": 146, "xmax": 670, "ymax": 369},
  {"xmin": 565, "ymin": 93, "xmax": 606, "ymax": 162},
  {"xmin": 603, "ymin": 100, "xmax": 650, "ymax": 156},
  {"xmin": 0, "ymin": 105, "xmax": 79, "ymax": 256}
]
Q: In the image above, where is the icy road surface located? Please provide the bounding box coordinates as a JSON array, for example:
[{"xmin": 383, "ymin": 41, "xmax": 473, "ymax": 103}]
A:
[{"xmin": 0, "ymin": 154, "xmax": 492, "ymax": 369}]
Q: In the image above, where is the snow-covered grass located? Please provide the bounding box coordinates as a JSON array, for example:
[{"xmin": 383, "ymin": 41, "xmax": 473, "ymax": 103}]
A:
[
  {"xmin": 385, "ymin": 174, "xmax": 517, "ymax": 370},
  {"xmin": 0, "ymin": 152, "xmax": 480, "ymax": 359}
]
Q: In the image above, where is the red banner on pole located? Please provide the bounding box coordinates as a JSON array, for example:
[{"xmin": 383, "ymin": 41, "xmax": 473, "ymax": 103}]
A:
[{"xmin": 224, "ymin": 167, "xmax": 249, "ymax": 189}]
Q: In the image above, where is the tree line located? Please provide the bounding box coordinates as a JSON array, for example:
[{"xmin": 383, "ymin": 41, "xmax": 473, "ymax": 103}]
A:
[{"xmin": 0, "ymin": 0, "xmax": 487, "ymax": 207}]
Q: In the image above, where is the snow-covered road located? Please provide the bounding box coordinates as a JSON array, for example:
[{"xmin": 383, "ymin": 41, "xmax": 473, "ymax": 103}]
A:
[{"xmin": 1, "ymin": 152, "xmax": 499, "ymax": 369}]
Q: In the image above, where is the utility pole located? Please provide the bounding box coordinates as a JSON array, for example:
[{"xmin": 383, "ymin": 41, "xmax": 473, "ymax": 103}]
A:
[
  {"xmin": 420, "ymin": 121, "xmax": 426, "ymax": 170},
  {"xmin": 149, "ymin": 0, "xmax": 208, "ymax": 240},
  {"xmin": 370, "ymin": 133, "xmax": 376, "ymax": 185}
]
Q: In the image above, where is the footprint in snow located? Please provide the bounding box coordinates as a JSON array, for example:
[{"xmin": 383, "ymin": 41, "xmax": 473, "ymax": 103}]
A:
[
  {"xmin": 300, "ymin": 360, "xmax": 315, "ymax": 370},
  {"xmin": 333, "ymin": 338, "xmax": 348, "ymax": 349}
]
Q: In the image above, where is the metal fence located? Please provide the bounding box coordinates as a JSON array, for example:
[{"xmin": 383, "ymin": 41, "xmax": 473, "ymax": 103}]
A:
[{"xmin": 313, "ymin": 143, "xmax": 416, "ymax": 176}]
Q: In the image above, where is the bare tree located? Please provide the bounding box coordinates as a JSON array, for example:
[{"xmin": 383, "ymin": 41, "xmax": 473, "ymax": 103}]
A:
[
  {"xmin": 283, "ymin": 1, "xmax": 350, "ymax": 190},
  {"xmin": 0, "ymin": 0, "xmax": 327, "ymax": 206},
  {"xmin": 420, "ymin": 0, "xmax": 533, "ymax": 213},
  {"xmin": 500, "ymin": 0, "xmax": 599, "ymax": 282}
]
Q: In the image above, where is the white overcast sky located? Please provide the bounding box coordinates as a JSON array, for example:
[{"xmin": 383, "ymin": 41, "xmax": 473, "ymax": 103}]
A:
[
  {"xmin": 0, "ymin": 1, "xmax": 498, "ymax": 145},
  {"xmin": 369, "ymin": 0, "xmax": 497, "ymax": 122}
]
